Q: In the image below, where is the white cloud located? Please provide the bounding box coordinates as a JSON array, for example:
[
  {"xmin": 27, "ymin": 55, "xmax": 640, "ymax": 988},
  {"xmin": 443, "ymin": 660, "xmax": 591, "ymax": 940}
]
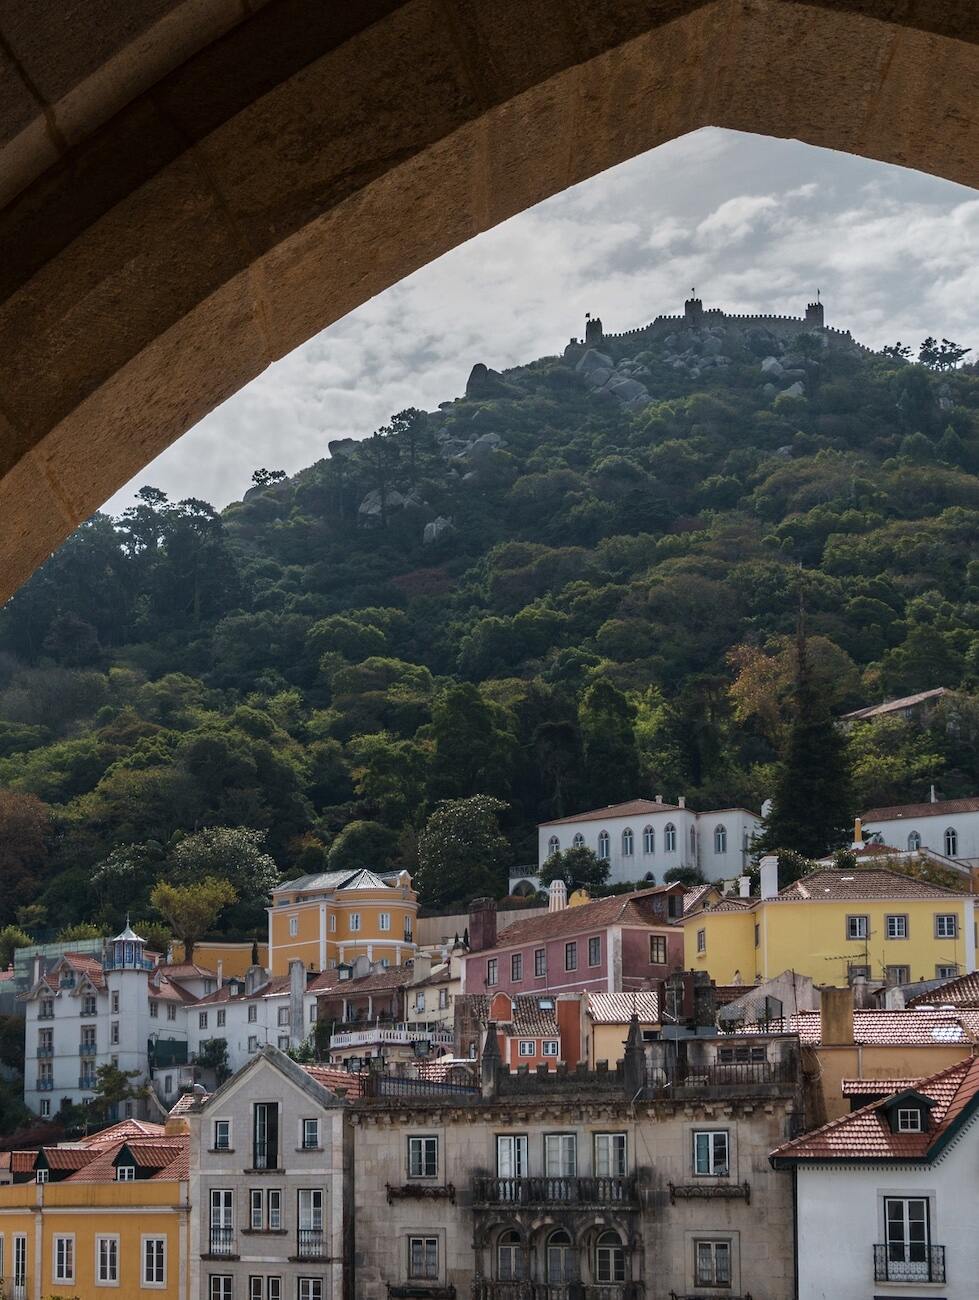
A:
[{"xmin": 696, "ymin": 194, "xmax": 779, "ymax": 241}]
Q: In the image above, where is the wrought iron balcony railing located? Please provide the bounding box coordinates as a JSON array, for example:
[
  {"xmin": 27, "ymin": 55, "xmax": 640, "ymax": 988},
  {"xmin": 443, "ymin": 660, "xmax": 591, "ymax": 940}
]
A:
[
  {"xmin": 79, "ymin": 1075, "xmax": 98, "ymax": 1089},
  {"xmin": 472, "ymin": 1175, "xmax": 638, "ymax": 1208},
  {"xmin": 36, "ymin": 1077, "xmax": 54, "ymax": 1090},
  {"xmin": 208, "ymin": 1226, "xmax": 236, "ymax": 1256},
  {"xmin": 473, "ymin": 1284, "xmax": 642, "ymax": 1299},
  {"xmin": 251, "ymin": 1141, "xmax": 280, "ymax": 1170},
  {"xmin": 873, "ymin": 1244, "xmax": 945, "ymax": 1284},
  {"xmin": 36, "ymin": 1043, "xmax": 54, "ymax": 1057},
  {"xmin": 296, "ymin": 1228, "xmax": 326, "ymax": 1258}
]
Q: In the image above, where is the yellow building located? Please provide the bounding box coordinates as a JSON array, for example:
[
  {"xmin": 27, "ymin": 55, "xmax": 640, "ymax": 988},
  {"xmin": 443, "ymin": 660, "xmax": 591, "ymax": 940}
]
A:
[
  {"xmin": 268, "ymin": 867, "xmax": 418, "ymax": 977},
  {"xmin": 0, "ymin": 1118, "xmax": 189, "ymax": 1300},
  {"xmin": 680, "ymin": 866, "xmax": 976, "ymax": 987},
  {"xmin": 171, "ymin": 939, "xmax": 269, "ymax": 978}
]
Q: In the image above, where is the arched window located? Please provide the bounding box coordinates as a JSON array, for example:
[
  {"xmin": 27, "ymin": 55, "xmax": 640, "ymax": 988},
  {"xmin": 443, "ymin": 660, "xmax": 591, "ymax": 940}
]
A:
[
  {"xmin": 643, "ymin": 825, "xmax": 655, "ymax": 854},
  {"xmin": 714, "ymin": 824, "xmax": 727, "ymax": 854},
  {"xmin": 546, "ymin": 1230, "xmax": 575, "ymax": 1284},
  {"xmin": 595, "ymin": 1230, "xmax": 626, "ymax": 1284},
  {"xmin": 907, "ymin": 830, "xmax": 921, "ymax": 852},
  {"xmin": 497, "ymin": 1231, "xmax": 524, "ymax": 1281},
  {"xmin": 945, "ymin": 827, "xmax": 958, "ymax": 857},
  {"xmin": 572, "ymin": 832, "xmax": 585, "ymax": 849},
  {"xmin": 664, "ymin": 823, "xmax": 676, "ymax": 853},
  {"xmin": 622, "ymin": 827, "xmax": 634, "ymax": 857},
  {"xmin": 547, "ymin": 835, "xmax": 560, "ymax": 857},
  {"xmin": 597, "ymin": 830, "xmax": 610, "ymax": 860}
]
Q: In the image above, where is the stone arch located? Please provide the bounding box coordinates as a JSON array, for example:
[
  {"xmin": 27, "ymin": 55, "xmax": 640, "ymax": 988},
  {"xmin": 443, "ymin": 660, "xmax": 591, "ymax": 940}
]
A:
[{"xmin": 1, "ymin": 0, "xmax": 977, "ymax": 596}]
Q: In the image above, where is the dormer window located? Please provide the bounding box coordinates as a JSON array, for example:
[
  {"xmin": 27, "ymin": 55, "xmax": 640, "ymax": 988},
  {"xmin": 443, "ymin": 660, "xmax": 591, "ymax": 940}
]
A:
[
  {"xmin": 882, "ymin": 1090, "xmax": 935, "ymax": 1135},
  {"xmin": 897, "ymin": 1108, "xmax": 923, "ymax": 1133},
  {"xmin": 116, "ymin": 1166, "xmax": 136, "ymax": 1181}
]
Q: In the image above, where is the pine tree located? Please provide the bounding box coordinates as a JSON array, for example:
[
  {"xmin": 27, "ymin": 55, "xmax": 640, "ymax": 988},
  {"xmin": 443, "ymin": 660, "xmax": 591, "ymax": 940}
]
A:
[{"xmin": 759, "ymin": 609, "xmax": 854, "ymax": 859}]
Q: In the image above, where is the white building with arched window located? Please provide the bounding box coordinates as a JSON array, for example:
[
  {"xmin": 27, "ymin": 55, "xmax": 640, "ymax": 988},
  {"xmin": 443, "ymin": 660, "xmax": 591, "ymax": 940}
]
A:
[
  {"xmin": 861, "ymin": 796, "xmax": 979, "ymax": 869},
  {"xmin": 527, "ymin": 798, "xmax": 762, "ymax": 889}
]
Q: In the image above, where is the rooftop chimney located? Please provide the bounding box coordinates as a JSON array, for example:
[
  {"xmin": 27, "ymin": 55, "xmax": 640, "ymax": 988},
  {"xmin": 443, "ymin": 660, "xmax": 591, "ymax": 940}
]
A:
[
  {"xmin": 655, "ymin": 794, "xmax": 663, "ymax": 803},
  {"xmin": 930, "ymin": 783, "xmax": 937, "ymax": 803},
  {"xmin": 216, "ymin": 960, "xmax": 224, "ymax": 986},
  {"xmin": 760, "ymin": 855, "xmax": 779, "ymax": 900},
  {"xmin": 468, "ymin": 899, "xmax": 498, "ymax": 953},
  {"xmin": 678, "ymin": 795, "xmax": 686, "ymax": 809},
  {"xmin": 244, "ymin": 963, "xmax": 265, "ymax": 996},
  {"xmin": 410, "ymin": 951, "xmax": 432, "ymax": 985},
  {"xmin": 738, "ymin": 875, "xmax": 751, "ymax": 898},
  {"xmin": 852, "ymin": 817, "xmax": 863, "ymax": 848},
  {"xmin": 548, "ymin": 879, "xmax": 568, "ymax": 913},
  {"xmin": 821, "ymin": 985, "xmax": 855, "ymax": 1046},
  {"xmin": 288, "ymin": 959, "xmax": 305, "ymax": 1046}
]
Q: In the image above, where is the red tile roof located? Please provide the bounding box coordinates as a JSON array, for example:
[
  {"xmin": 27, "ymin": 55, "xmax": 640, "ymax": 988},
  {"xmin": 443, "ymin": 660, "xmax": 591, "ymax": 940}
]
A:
[
  {"xmin": 540, "ymin": 799, "xmax": 683, "ymax": 826},
  {"xmin": 861, "ymin": 795, "xmax": 979, "ymax": 822},
  {"xmin": 759, "ymin": 1008, "xmax": 979, "ymax": 1046},
  {"xmin": 10, "ymin": 1151, "xmax": 36, "ymax": 1173},
  {"xmin": 772, "ymin": 1058, "xmax": 979, "ymax": 1163},
  {"xmin": 303, "ymin": 1065, "xmax": 364, "ymax": 1097},
  {"xmin": 462, "ymin": 993, "xmax": 559, "ymax": 1037},
  {"xmin": 775, "ymin": 867, "xmax": 966, "ymax": 901},
  {"xmin": 81, "ymin": 1120, "xmax": 166, "ymax": 1147},
  {"xmin": 309, "ymin": 965, "xmax": 414, "ymax": 996},
  {"xmin": 472, "ymin": 888, "xmax": 680, "ymax": 953},
  {"xmin": 40, "ymin": 1147, "xmax": 97, "ymax": 1170},
  {"xmin": 907, "ymin": 971, "xmax": 979, "ymax": 1009},
  {"xmin": 156, "ymin": 963, "xmax": 217, "ymax": 980},
  {"xmin": 62, "ymin": 1135, "xmax": 188, "ymax": 1183},
  {"xmin": 840, "ymin": 1077, "xmax": 921, "ymax": 1097},
  {"xmin": 587, "ymin": 991, "xmax": 659, "ymax": 1023}
]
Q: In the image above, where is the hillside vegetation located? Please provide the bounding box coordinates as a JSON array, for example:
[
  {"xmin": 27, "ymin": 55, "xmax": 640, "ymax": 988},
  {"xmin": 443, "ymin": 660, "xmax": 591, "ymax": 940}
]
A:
[{"xmin": 0, "ymin": 317, "xmax": 978, "ymax": 932}]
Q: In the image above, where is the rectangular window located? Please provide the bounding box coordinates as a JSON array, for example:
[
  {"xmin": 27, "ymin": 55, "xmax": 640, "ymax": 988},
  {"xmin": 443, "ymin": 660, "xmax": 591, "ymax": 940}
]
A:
[
  {"xmin": 349, "ymin": 913, "xmax": 361, "ymax": 932},
  {"xmin": 277, "ymin": 1006, "xmax": 289, "ymax": 1026},
  {"xmin": 594, "ymin": 1132, "xmax": 627, "ymax": 1177},
  {"xmin": 408, "ymin": 1136, "xmax": 438, "ymax": 1178},
  {"xmin": 248, "ymin": 1003, "xmax": 258, "ymax": 1023},
  {"xmin": 209, "ymin": 1279, "xmax": 233, "ymax": 1300},
  {"xmin": 897, "ymin": 1108, "xmax": 923, "ymax": 1132},
  {"xmin": 588, "ymin": 936, "xmax": 601, "ymax": 966},
  {"xmin": 267, "ymin": 1189, "xmax": 281, "ymax": 1230},
  {"xmin": 936, "ymin": 964, "xmax": 958, "ymax": 979},
  {"xmin": 496, "ymin": 1133, "xmax": 528, "ymax": 1178},
  {"xmin": 846, "ymin": 914, "xmax": 869, "ymax": 940},
  {"xmin": 415, "ymin": 991, "xmax": 426, "ymax": 1012},
  {"xmin": 289, "ymin": 915, "xmax": 299, "ymax": 937},
  {"xmin": 83, "ymin": 994, "xmax": 97, "ymax": 1015},
  {"xmin": 14, "ymin": 1235, "xmax": 27, "ymax": 1289},
  {"xmin": 696, "ymin": 928, "xmax": 706, "ymax": 954},
  {"xmin": 302, "ymin": 1119, "xmax": 320, "ymax": 1149},
  {"xmin": 649, "ymin": 935, "xmax": 667, "ymax": 965},
  {"xmin": 379, "ymin": 912, "xmax": 391, "ymax": 931},
  {"xmin": 54, "ymin": 1235, "xmax": 75, "ymax": 1284},
  {"xmin": 167, "ymin": 1003, "xmax": 177, "ymax": 1021},
  {"xmin": 565, "ymin": 942, "xmax": 577, "ymax": 972},
  {"xmin": 200, "ymin": 1011, "xmax": 209, "ymax": 1029},
  {"xmin": 250, "ymin": 1278, "xmax": 263, "ymax": 1300},
  {"xmin": 217, "ymin": 1008, "xmax": 226, "ymax": 1027},
  {"xmin": 96, "ymin": 1234, "xmax": 119, "ymax": 1284},
  {"xmin": 213, "ymin": 1119, "xmax": 231, "ymax": 1150},
  {"xmin": 886, "ymin": 914, "xmax": 908, "ymax": 940},
  {"xmin": 486, "ymin": 958, "xmax": 498, "ymax": 987},
  {"xmin": 248, "ymin": 1035, "xmax": 259, "ymax": 1052},
  {"xmin": 754, "ymin": 923, "xmax": 760, "ymax": 948},
  {"xmin": 511, "ymin": 953, "xmax": 523, "ymax": 981},
  {"xmin": 544, "ymin": 1133, "xmax": 577, "ymax": 1176},
  {"xmin": 36, "ymin": 1168, "xmax": 49, "ymax": 1184},
  {"xmin": 251, "ymin": 1188, "xmax": 264, "ymax": 1230},
  {"xmin": 253, "ymin": 1102, "xmax": 279, "ymax": 1169},
  {"xmin": 534, "ymin": 948, "xmax": 546, "ymax": 978},
  {"xmin": 542, "ymin": 1040, "xmax": 559, "ymax": 1057},
  {"xmin": 110, "ymin": 1021, "xmax": 119, "ymax": 1044},
  {"xmin": 138, "ymin": 1227, "xmax": 167, "ymax": 1284},
  {"xmin": 693, "ymin": 1130, "xmax": 729, "ymax": 1176},
  {"xmin": 695, "ymin": 1240, "xmax": 732, "ymax": 1287},
  {"xmin": 885, "ymin": 1197, "xmax": 929, "ymax": 1277},
  {"xmin": 116, "ymin": 1165, "xmax": 135, "ymax": 1181},
  {"xmin": 408, "ymin": 1236, "xmax": 438, "ymax": 1280},
  {"xmin": 149, "ymin": 1000, "xmax": 159, "ymax": 1019},
  {"xmin": 518, "ymin": 1040, "xmax": 535, "ymax": 1057},
  {"xmin": 299, "ymin": 1282, "xmax": 323, "ymax": 1300},
  {"xmin": 886, "ymin": 965, "xmax": 911, "ymax": 986},
  {"xmin": 329, "ymin": 914, "xmax": 336, "ymax": 932},
  {"xmin": 111, "ymin": 991, "xmax": 119, "ymax": 1013},
  {"xmin": 439, "ymin": 988, "xmax": 448, "ymax": 1009},
  {"xmin": 40, "ymin": 1099, "xmax": 50, "ymax": 1117},
  {"xmin": 935, "ymin": 913, "xmax": 958, "ymax": 938}
]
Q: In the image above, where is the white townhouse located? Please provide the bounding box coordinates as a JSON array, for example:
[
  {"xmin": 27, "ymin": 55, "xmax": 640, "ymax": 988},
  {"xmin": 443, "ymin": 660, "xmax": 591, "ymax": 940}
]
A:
[
  {"xmin": 521, "ymin": 797, "xmax": 761, "ymax": 890},
  {"xmin": 20, "ymin": 923, "xmax": 319, "ymax": 1120},
  {"xmin": 772, "ymin": 1058, "xmax": 979, "ymax": 1300},
  {"xmin": 861, "ymin": 794, "xmax": 979, "ymax": 867}
]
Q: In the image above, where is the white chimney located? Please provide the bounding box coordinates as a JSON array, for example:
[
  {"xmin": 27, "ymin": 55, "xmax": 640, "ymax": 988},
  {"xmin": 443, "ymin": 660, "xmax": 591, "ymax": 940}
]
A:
[
  {"xmin": 738, "ymin": 875, "xmax": 751, "ymax": 898},
  {"xmin": 678, "ymin": 795, "xmax": 686, "ymax": 808},
  {"xmin": 760, "ymin": 855, "xmax": 779, "ymax": 900},
  {"xmin": 930, "ymin": 783, "xmax": 937, "ymax": 803},
  {"xmin": 548, "ymin": 879, "xmax": 568, "ymax": 913},
  {"xmin": 654, "ymin": 794, "xmax": 663, "ymax": 803},
  {"xmin": 217, "ymin": 960, "xmax": 224, "ymax": 986}
]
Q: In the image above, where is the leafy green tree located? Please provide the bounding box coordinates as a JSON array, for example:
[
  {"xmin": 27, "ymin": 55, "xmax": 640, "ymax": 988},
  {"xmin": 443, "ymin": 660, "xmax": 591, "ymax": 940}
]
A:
[
  {"xmin": 149, "ymin": 878, "xmax": 237, "ymax": 964},
  {"xmin": 326, "ymin": 820, "xmax": 400, "ymax": 873},
  {"xmin": 759, "ymin": 626, "xmax": 854, "ymax": 858},
  {"xmin": 251, "ymin": 469, "xmax": 287, "ymax": 489},
  {"xmin": 415, "ymin": 796, "xmax": 510, "ymax": 909},
  {"xmin": 0, "ymin": 924, "xmax": 33, "ymax": 970},
  {"xmin": 428, "ymin": 684, "xmax": 516, "ymax": 801},
  {"xmin": 849, "ymin": 717, "xmax": 945, "ymax": 808},
  {"xmin": 169, "ymin": 826, "xmax": 279, "ymax": 898},
  {"xmin": 0, "ymin": 791, "xmax": 52, "ymax": 925},
  {"xmin": 56, "ymin": 922, "xmax": 105, "ymax": 942},
  {"xmin": 88, "ymin": 1063, "xmax": 148, "ymax": 1122},
  {"xmin": 663, "ymin": 865, "xmax": 705, "ymax": 886},
  {"xmin": 578, "ymin": 679, "xmax": 640, "ymax": 806},
  {"xmin": 193, "ymin": 1036, "xmax": 231, "ymax": 1084},
  {"xmin": 538, "ymin": 845, "xmax": 609, "ymax": 894},
  {"xmin": 348, "ymin": 732, "xmax": 429, "ymax": 826}
]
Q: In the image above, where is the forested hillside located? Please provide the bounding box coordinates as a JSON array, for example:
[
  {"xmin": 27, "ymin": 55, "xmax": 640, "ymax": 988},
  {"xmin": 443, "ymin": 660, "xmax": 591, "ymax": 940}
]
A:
[{"xmin": 1, "ymin": 316, "xmax": 978, "ymax": 936}]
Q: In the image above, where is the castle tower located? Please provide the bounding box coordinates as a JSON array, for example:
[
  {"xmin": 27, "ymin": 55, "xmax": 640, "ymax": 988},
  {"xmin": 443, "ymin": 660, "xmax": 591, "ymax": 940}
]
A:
[
  {"xmin": 683, "ymin": 293, "xmax": 703, "ymax": 328},
  {"xmin": 805, "ymin": 300, "xmax": 824, "ymax": 329},
  {"xmin": 584, "ymin": 313, "xmax": 604, "ymax": 347}
]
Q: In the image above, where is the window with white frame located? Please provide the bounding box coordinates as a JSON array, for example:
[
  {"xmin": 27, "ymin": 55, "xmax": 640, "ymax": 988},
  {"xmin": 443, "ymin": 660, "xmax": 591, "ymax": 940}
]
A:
[
  {"xmin": 935, "ymin": 913, "xmax": 958, "ymax": 938},
  {"xmin": 643, "ymin": 825, "xmax": 654, "ymax": 854},
  {"xmin": 111, "ymin": 991, "xmax": 119, "ymax": 1013},
  {"xmin": 277, "ymin": 1006, "xmax": 290, "ymax": 1026},
  {"xmin": 886, "ymin": 914, "xmax": 908, "ymax": 939},
  {"xmin": 278, "ymin": 1035, "xmax": 289, "ymax": 1051},
  {"xmin": 497, "ymin": 1230, "xmax": 524, "ymax": 1281},
  {"xmin": 945, "ymin": 827, "xmax": 958, "ymax": 856},
  {"xmin": 714, "ymin": 824, "xmax": 727, "ymax": 854},
  {"xmin": 167, "ymin": 1003, "xmax": 176, "ymax": 1021},
  {"xmin": 594, "ymin": 1132, "xmax": 627, "ymax": 1177},
  {"xmin": 596, "ymin": 1230, "xmax": 626, "ymax": 1283},
  {"xmin": 518, "ymin": 1041, "xmax": 535, "ymax": 1057},
  {"xmin": 897, "ymin": 1108, "xmax": 923, "ymax": 1132},
  {"xmin": 40, "ymin": 1098, "xmax": 51, "ymax": 1117},
  {"xmin": 544, "ymin": 1133, "xmax": 576, "ymax": 1176},
  {"xmin": 116, "ymin": 1165, "xmax": 135, "ymax": 1181},
  {"xmin": 349, "ymin": 912, "xmax": 361, "ymax": 932},
  {"xmin": 696, "ymin": 928, "xmax": 706, "ymax": 954},
  {"xmin": 213, "ymin": 1119, "xmax": 231, "ymax": 1150},
  {"xmin": 597, "ymin": 830, "xmax": 610, "ymax": 860},
  {"xmin": 907, "ymin": 830, "xmax": 921, "ymax": 851},
  {"xmin": 439, "ymin": 987, "xmax": 448, "ymax": 1009},
  {"xmin": 217, "ymin": 1008, "xmax": 226, "ymax": 1027},
  {"xmin": 379, "ymin": 911, "xmax": 391, "ymax": 931},
  {"xmin": 248, "ymin": 1036, "xmax": 259, "ymax": 1052},
  {"xmin": 846, "ymin": 914, "xmax": 869, "ymax": 940},
  {"xmin": 83, "ymin": 994, "xmax": 97, "ymax": 1016},
  {"xmin": 936, "ymin": 963, "xmax": 958, "ymax": 979},
  {"xmin": 408, "ymin": 1236, "xmax": 439, "ymax": 1280},
  {"xmin": 302, "ymin": 1119, "xmax": 320, "ymax": 1149},
  {"xmin": 415, "ymin": 991, "xmax": 426, "ymax": 1012},
  {"xmin": 546, "ymin": 1229, "xmax": 574, "ymax": 1283},
  {"xmin": 200, "ymin": 1011, "xmax": 209, "ymax": 1029},
  {"xmin": 297, "ymin": 1188, "xmax": 324, "ymax": 1242},
  {"xmin": 329, "ymin": 913, "xmax": 336, "ymax": 931},
  {"xmin": 209, "ymin": 1278, "xmax": 233, "ymax": 1300},
  {"xmin": 547, "ymin": 835, "xmax": 560, "ymax": 857},
  {"xmin": 248, "ymin": 1003, "xmax": 258, "ymax": 1022},
  {"xmin": 110, "ymin": 1021, "xmax": 119, "ymax": 1044},
  {"xmin": 149, "ymin": 999, "xmax": 159, "ymax": 1018},
  {"xmin": 96, "ymin": 1234, "xmax": 119, "ymax": 1284},
  {"xmin": 649, "ymin": 934, "xmax": 667, "ymax": 964},
  {"xmin": 298, "ymin": 1281, "xmax": 323, "ymax": 1300},
  {"xmin": 664, "ymin": 823, "xmax": 676, "ymax": 852},
  {"xmin": 693, "ymin": 1130, "xmax": 729, "ymax": 1175},
  {"xmin": 695, "ymin": 1239, "xmax": 731, "ymax": 1287},
  {"xmin": 408, "ymin": 1136, "xmax": 438, "ymax": 1178},
  {"xmin": 542, "ymin": 1040, "xmax": 559, "ymax": 1057},
  {"xmin": 622, "ymin": 827, "xmax": 634, "ymax": 856},
  {"xmin": 36, "ymin": 1168, "xmax": 48, "ymax": 1183},
  {"xmin": 14, "ymin": 1234, "xmax": 27, "ymax": 1289},
  {"xmin": 289, "ymin": 914, "xmax": 299, "ymax": 937},
  {"xmin": 884, "ymin": 1197, "xmax": 930, "ymax": 1278},
  {"xmin": 267, "ymin": 1189, "xmax": 281, "ymax": 1229},
  {"xmin": 54, "ymin": 1235, "xmax": 75, "ymax": 1283},
  {"xmin": 572, "ymin": 833, "xmax": 585, "ymax": 849}
]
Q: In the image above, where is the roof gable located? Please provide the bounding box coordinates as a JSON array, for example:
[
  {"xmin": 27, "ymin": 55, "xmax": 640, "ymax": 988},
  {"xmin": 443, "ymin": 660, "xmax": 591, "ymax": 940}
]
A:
[{"xmin": 200, "ymin": 1044, "xmax": 346, "ymax": 1114}]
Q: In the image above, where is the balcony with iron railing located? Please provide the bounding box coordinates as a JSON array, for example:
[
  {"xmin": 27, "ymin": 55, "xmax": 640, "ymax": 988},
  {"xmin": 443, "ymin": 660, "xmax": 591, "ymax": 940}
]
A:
[
  {"xmin": 36, "ymin": 1043, "xmax": 54, "ymax": 1057},
  {"xmin": 35, "ymin": 1077, "xmax": 54, "ymax": 1090},
  {"xmin": 330, "ymin": 1022, "xmax": 454, "ymax": 1050},
  {"xmin": 251, "ymin": 1142, "xmax": 281, "ymax": 1171},
  {"xmin": 295, "ymin": 1228, "xmax": 326, "ymax": 1259},
  {"xmin": 78, "ymin": 1041, "xmax": 98, "ymax": 1055},
  {"xmin": 873, "ymin": 1244, "xmax": 945, "ymax": 1284},
  {"xmin": 207, "ymin": 1226, "xmax": 237, "ymax": 1258},
  {"xmin": 79, "ymin": 1074, "xmax": 98, "ymax": 1089},
  {"xmin": 644, "ymin": 1059, "xmax": 797, "ymax": 1099},
  {"xmin": 472, "ymin": 1176, "xmax": 639, "ymax": 1208},
  {"xmin": 473, "ymin": 1284, "xmax": 642, "ymax": 1299}
]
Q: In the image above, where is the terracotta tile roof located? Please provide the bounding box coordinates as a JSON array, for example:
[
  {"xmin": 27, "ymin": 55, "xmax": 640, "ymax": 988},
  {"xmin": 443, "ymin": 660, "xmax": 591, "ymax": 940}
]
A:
[
  {"xmin": 843, "ymin": 687, "xmax": 947, "ymax": 721},
  {"xmin": 907, "ymin": 971, "xmax": 979, "ymax": 1009},
  {"xmin": 587, "ymin": 991, "xmax": 659, "ymax": 1023},
  {"xmin": 40, "ymin": 1147, "xmax": 97, "ymax": 1170},
  {"xmin": 412, "ymin": 1058, "xmax": 477, "ymax": 1082},
  {"xmin": 64, "ymin": 1135, "xmax": 188, "ymax": 1182},
  {"xmin": 168, "ymin": 1091, "xmax": 204, "ymax": 1115},
  {"xmin": 772, "ymin": 1058, "xmax": 979, "ymax": 1163},
  {"xmin": 540, "ymin": 799, "xmax": 683, "ymax": 826},
  {"xmin": 11, "ymin": 1151, "xmax": 37, "ymax": 1173},
  {"xmin": 0, "ymin": 1152, "xmax": 10, "ymax": 1170},
  {"xmin": 774, "ymin": 866, "xmax": 966, "ymax": 901},
  {"xmin": 841, "ymin": 1077, "xmax": 921, "ymax": 1097},
  {"xmin": 150, "ymin": 973, "xmax": 199, "ymax": 1004},
  {"xmin": 156, "ymin": 962, "xmax": 217, "ymax": 980},
  {"xmin": 310, "ymin": 965, "xmax": 414, "ymax": 996},
  {"xmin": 463, "ymin": 993, "xmax": 559, "ymax": 1037},
  {"xmin": 303, "ymin": 1065, "xmax": 364, "ymax": 1097},
  {"xmin": 683, "ymin": 884, "xmax": 717, "ymax": 914},
  {"xmin": 473, "ymin": 888, "xmax": 679, "ymax": 953},
  {"xmin": 80, "ymin": 1119, "xmax": 166, "ymax": 1147},
  {"xmin": 861, "ymin": 795, "xmax": 979, "ymax": 822},
  {"xmin": 759, "ymin": 1008, "xmax": 979, "ymax": 1046}
]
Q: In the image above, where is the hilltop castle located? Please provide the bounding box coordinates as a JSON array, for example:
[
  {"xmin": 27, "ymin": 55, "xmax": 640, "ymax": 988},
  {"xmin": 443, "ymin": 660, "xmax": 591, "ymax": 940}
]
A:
[{"xmin": 565, "ymin": 293, "xmax": 865, "ymax": 360}]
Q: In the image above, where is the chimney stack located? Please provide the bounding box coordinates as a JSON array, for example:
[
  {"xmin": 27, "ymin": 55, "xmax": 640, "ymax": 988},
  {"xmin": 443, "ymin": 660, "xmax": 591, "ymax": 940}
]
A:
[
  {"xmin": 678, "ymin": 795, "xmax": 686, "ymax": 809},
  {"xmin": 738, "ymin": 875, "xmax": 751, "ymax": 898},
  {"xmin": 410, "ymin": 951, "xmax": 432, "ymax": 985},
  {"xmin": 468, "ymin": 899, "xmax": 498, "ymax": 953},
  {"xmin": 820, "ymin": 985, "xmax": 855, "ymax": 1046},
  {"xmin": 288, "ymin": 959, "xmax": 305, "ymax": 1046},
  {"xmin": 548, "ymin": 879, "xmax": 568, "ymax": 913},
  {"xmin": 760, "ymin": 855, "xmax": 779, "ymax": 900}
]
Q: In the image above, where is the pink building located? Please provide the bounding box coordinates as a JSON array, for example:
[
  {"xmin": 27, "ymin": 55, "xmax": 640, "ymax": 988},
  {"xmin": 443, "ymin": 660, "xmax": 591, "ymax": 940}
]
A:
[{"xmin": 461, "ymin": 886, "xmax": 685, "ymax": 999}]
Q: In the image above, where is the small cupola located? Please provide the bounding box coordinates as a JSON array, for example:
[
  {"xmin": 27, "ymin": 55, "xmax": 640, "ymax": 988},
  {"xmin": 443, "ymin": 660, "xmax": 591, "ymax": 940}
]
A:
[
  {"xmin": 881, "ymin": 1089, "xmax": 937, "ymax": 1135},
  {"xmin": 110, "ymin": 916, "xmax": 147, "ymax": 970}
]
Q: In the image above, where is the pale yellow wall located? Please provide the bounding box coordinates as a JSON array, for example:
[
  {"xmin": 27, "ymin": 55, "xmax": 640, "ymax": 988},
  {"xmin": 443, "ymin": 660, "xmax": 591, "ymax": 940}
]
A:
[
  {"xmin": 0, "ymin": 1181, "xmax": 187, "ymax": 1300},
  {"xmin": 172, "ymin": 940, "xmax": 268, "ymax": 975},
  {"xmin": 268, "ymin": 887, "xmax": 420, "ymax": 975},
  {"xmin": 589, "ymin": 1021, "xmax": 660, "ymax": 1068},
  {"xmin": 815, "ymin": 1043, "xmax": 977, "ymax": 1120},
  {"xmin": 683, "ymin": 911, "xmax": 757, "ymax": 984}
]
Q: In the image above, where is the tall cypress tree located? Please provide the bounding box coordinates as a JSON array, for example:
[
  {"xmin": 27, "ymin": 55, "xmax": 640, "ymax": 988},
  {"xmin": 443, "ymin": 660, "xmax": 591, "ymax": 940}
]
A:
[{"xmin": 760, "ymin": 610, "xmax": 854, "ymax": 859}]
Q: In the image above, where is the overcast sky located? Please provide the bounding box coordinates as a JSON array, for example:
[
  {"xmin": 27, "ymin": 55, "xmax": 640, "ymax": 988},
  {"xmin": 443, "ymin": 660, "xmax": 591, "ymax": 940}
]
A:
[{"xmin": 104, "ymin": 127, "xmax": 979, "ymax": 515}]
